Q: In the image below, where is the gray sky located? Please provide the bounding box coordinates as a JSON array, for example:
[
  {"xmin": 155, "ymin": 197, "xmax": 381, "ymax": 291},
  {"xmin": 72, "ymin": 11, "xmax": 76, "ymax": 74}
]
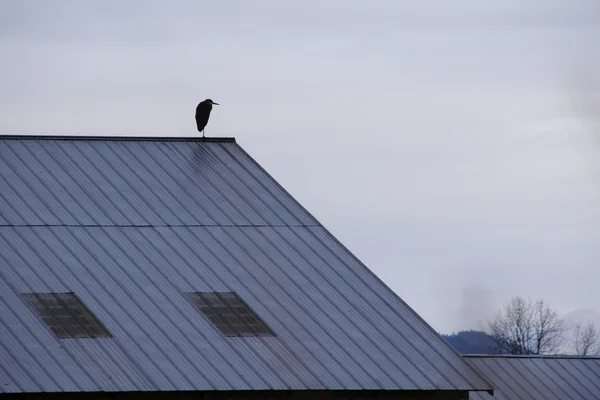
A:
[{"xmin": 1, "ymin": 0, "xmax": 599, "ymax": 333}]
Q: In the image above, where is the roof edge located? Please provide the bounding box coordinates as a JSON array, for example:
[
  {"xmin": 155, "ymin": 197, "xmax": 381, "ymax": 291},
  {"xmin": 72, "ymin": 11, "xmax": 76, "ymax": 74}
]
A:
[
  {"xmin": 463, "ymin": 354, "xmax": 600, "ymax": 360},
  {"xmin": 0, "ymin": 135, "xmax": 236, "ymax": 143}
]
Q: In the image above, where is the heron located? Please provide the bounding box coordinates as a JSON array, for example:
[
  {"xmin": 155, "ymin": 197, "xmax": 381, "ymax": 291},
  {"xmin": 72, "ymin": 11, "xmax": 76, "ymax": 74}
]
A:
[{"xmin": 195, "ymin": 99, "xmax": 219, "ymax": 138}]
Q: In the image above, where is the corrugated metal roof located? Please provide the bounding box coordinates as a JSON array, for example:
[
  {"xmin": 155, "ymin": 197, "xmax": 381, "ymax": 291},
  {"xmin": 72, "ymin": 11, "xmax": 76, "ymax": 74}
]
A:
[
  {"xmin": 0, "ymin": 136, "xmax": 492, "ymax": 394},
  {"xmin": 466, "ymin": 355, "xmax": 600, "ymax": 400}
]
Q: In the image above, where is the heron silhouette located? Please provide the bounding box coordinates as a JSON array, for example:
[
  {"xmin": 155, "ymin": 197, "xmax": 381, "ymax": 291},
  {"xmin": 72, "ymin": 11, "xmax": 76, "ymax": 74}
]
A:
[{"xmin": 195, "ymin": 99, "xmax": 219, "ymax": 138}]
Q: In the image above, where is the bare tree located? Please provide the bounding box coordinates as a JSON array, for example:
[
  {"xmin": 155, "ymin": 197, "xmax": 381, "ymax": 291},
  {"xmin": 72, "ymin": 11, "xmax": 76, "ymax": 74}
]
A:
[
  {"xmin": 487, "ymin": 297, "xmax": 566, "ymax": 355},
  {"xmin": 574, "ymin": 322, "xmax": 600, "ymax": 356}
]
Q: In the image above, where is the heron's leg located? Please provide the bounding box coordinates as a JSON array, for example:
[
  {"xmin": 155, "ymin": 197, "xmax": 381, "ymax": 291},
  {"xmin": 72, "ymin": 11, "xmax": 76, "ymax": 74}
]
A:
[{"xmin": 203, "ymin": 129, "xmax": 205, "ymax": 138}]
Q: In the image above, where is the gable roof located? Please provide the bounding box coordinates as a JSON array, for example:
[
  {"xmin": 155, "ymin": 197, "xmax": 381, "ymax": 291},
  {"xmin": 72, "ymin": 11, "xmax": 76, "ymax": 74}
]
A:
[
  {"xmin": 0, "ymin": 135, "xmax": 492, "ymax": 394},
  {"xmin": 465, "ymin": 355, "xmax": 600, "ymax": 400}
]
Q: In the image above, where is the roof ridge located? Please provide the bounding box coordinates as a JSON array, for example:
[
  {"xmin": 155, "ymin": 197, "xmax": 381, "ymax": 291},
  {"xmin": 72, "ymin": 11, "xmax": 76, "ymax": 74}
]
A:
[
  {"xmin": 0, "ymin": 224, "xmax": 322, "ymax": 228},
  {"xmin": 0, "ymin": 135, "xmax": 235, "ymax": 142}
]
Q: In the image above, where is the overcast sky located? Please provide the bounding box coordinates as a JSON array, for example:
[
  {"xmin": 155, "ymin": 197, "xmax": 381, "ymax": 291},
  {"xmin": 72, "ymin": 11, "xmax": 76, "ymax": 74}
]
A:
[{"xmin": 1, "ymin": 0, "xmax": 599, "ymax": 333}]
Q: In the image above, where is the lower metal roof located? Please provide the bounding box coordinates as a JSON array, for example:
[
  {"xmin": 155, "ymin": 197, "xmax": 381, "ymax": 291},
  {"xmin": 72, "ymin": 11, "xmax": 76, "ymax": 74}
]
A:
[{"xmin": 466, "ymin": 355, "xmax": 600, "ymax": 400}]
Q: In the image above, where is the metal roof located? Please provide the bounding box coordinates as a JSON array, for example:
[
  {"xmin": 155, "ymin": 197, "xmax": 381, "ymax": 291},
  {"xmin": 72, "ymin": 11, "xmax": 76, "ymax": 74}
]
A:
[
  {"xmin": 465, "ymin": 355, "xmax": 600, "ymax": 400},
  {"xmin": 0, "ymin": 135, "xmax": 492, "ymax": 394}
]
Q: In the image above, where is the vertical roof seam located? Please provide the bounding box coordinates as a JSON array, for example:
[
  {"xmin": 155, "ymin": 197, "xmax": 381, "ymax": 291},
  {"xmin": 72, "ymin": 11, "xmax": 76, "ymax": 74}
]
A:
[
  {"xmin": 115, "ymin": 142, "xmax": 197, "ymax": 224},
  {"xmin": 115, "ymin": 228, "xmax": 275, "ymax": 389},
  {"xmin": 250, "ymin": 226, "xmax": 426, "ymax": 388},
  {"xmin": 566, "ymin": 358, "xmax": 600, "ymax": 392},
  {"xmin": 513, "ymin": 358, "xmax": 572, "ymax": 400},
  {"xmin": 168, "ymin": 143, "xmax": 262, "ymax": 224},
  {"xmin": 545, "ymin": 360, "xmax": 595, "ymax": 399},
  {"xmin": 214, "ymin": 143, "xmax": 482, "ymax": 389},
  {"xmin": 469, "ymin": 359, "xmax": 522, "ymax": 400},
  {"xmin": 5, "ymin": 226, "xmax": 154, "ymax": 390},
  {"xmin": 0, "ymin": 158, "xmax": 50, "ymax": 224},
  {"xmin": 139, "ymin": 227, "xmax": 313, "ymax": 389},
  {"xmin": 209, "ymin": 145, "xmax": 290, "ymax": 225},
  {"xmin": 46, "ymin": 141, "xmax": 128, "ymax": 225},
  {"xmin": 26, "ymin": 226, "xmax": 164, "ymax": 389},
  {"xmin": 21, "ymin": 141, "xmax": 103, "ymax": 225},
  {"xmin": 0, "ymin": 245, "xmax": 93, "ymax": 391},
  {"xmin": 77, "ymin": 226, "xmax": 217, "ymax": 389},
  {"xmin": 489, "ymin": 357, "xmax": 541, "ymax": 399},
  {"xmin": 209, "ymin": 224, "xmax": 377, "ymax": 387},
  {"xmin": 162, "ymin": 226, "xmax": 330, "ymax": 388},
  {"xmin": 4, "ymin": 142, "xmax": 84, "ymax": 225},
  {"xmin": 65, "ymin": 142, "xmax": 140, "ymax": 224},
  {"xmin": 237, "ymin": 227, "xmax": 393, "ymax": 388},
  {"xmin": 280, "ymin": 226, "xmax": 456, "ymax": 388},
  {"xmin": 181, "ymin": 147, "xmax": 398, "ymax": 386},
  {"xmin": 186, "ymin": 226, "xmax": 359, "ymax": 388},
  {"xmin": 42, "ymin": 226, "xmax": 183, "ymax": 390},
  {"xmin": 84, "ymin": 142, "xmax": 171, "ymax": 225},
  {"xmin": 0, "ymin": 295, "xmax": 54, "ymax": 391},
  {"xmin": 150, "ymin": 143, "xmax": 239, "ymax": 225},
  {"xmin": 0, "ymin": 342, "xmax": 23, "ymax": 392},
  {"xmin": 19, "ymin": 140, "xmax": 96, "ymax": 224},
  {"xmin": 229, "ymin": 144, "xmax": 320, "ymax": 226},
  {"xmin": 315, "ymin": 226, "xmax": 494, "ymax": 388},
  {"xmin": 0, "ymin": 175, "xmax": 30, "ymax": 224},
  {"xmin": 518, "ymin": 358, "xmax": 579, "ymax": 399}
]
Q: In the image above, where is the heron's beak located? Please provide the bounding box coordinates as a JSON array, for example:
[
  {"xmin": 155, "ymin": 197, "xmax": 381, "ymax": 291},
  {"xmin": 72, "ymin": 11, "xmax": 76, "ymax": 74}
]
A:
[{"xmin": 212, "ymin": 101, "xmax": 220, "ymax": 105}]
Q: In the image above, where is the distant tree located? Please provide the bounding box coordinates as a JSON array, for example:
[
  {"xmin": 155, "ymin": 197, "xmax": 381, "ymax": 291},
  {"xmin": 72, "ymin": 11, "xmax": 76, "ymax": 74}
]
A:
[
  {"xmin": 574, "ymin": 322, "xmax": 600, "ymax": 356},
  {"xmin": 487, "ymin": 297, "xmax": 566, "ymax": 355}
]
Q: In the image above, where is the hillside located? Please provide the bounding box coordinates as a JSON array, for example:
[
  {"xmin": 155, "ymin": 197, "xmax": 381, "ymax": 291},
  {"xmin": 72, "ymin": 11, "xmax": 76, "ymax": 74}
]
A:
[{"xmin": 441, "ymin": 330, "xmax": 500, "ymax": 354}]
